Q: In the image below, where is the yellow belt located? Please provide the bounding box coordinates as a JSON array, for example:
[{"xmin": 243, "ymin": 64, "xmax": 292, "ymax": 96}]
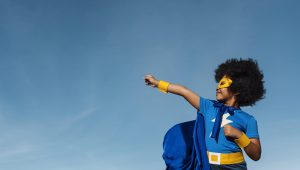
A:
[{"xmin": 207, "ymin": 151, "xmax": 245, "ymax": 165}]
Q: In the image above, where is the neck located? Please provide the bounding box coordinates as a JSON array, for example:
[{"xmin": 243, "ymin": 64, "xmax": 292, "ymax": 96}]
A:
[{"xmin": 224, "ymin": 98, "xmax": 240, "ymax": 109}]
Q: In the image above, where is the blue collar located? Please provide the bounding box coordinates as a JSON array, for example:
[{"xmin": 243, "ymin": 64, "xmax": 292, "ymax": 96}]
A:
[{"xmin": 211, "ymin": 101, "xmax": 241, "ymax": 140}]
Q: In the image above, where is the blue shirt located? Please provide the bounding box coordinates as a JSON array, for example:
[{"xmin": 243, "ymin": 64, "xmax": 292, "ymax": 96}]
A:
[{"xmin": 199, "ymin": 96, "xmax": 259, "ymax": 153}]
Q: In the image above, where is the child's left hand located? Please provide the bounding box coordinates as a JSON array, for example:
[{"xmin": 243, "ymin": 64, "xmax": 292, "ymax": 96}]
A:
[{"xmin": 223, "ymin": 125, "xmax": 243, "ymax": 139}]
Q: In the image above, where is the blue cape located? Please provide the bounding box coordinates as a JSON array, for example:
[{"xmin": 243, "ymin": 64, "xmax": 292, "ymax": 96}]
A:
[
  {"xmin": 162, "ymin": 102, "xmax": 241, "ymax": 170},
  {"xmin": 162, "ymin": 113, "xmax": 210, "ymax": 170}
]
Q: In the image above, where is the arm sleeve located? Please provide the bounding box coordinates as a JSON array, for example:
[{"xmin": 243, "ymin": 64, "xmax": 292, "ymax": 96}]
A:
[
  {"xmin": 245, "ymin": 117, "xmax": 260, "ymax": 139},
  {"xmin": 199, "ymin": 96, "xmax": 212, "ymax": 116}
]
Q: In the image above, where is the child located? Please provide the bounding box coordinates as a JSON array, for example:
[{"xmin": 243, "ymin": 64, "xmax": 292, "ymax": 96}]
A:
[{"xmin": 144, "ymin": 58, "xmax": 265, "ymax": 170}]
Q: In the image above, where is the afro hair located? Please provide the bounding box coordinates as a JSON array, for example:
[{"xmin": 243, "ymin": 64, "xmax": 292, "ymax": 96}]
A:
[{"xmin": 214, "ymin": 58, "xmax": 266, "ymax": 107}]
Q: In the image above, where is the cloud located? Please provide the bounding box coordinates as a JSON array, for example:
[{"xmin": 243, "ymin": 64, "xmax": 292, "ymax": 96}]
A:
[
  {"xmin": 56, "ymin": 108, "xmax": 98, "ymax": 132},
  {"xmin": 0, "ymin": 131, "xmax": 42, "ymax": 164},
  {"xmin": 71, "ymin": 108, "xmax": 97, "ymax": 123},
  {"xmin": 0, "ymin": 143, "xmax": 38, "ymax": 160}
]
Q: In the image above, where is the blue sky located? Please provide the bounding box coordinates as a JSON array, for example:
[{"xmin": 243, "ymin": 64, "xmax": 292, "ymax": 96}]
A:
[{"xmin": 0, "ymin": 0, "xmax": 299, "ymax": 169}]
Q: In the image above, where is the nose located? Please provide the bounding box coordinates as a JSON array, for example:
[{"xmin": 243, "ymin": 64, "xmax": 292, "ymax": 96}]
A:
[{"xmin": 216, "ymin": 88, "xmax": 221, "ymax": 93}]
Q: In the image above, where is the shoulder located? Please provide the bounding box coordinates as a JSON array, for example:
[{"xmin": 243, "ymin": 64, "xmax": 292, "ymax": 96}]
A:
[
  {"xmin": 233, "ymin": 110, "xmax": 258, "ymax": 127},
  {"xmin": 234, "ymin": 110, "xmax": 260, "ymax": 138},
  {"xmin": 234, "ymin": 109, "xmax": 255, "ymax": 119},
  {"xmin": 199, "ymin": 96, "xmax": 216, "ymax": 106},
  {"xmin": 199, "ymin": 96, "xmax": 217, "ymax": 114}
]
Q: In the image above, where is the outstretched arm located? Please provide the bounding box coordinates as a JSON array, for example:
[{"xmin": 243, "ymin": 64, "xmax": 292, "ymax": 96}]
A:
[{"xmin": 144, "ymin": 74, "xmax": 201, "ymax": 110}]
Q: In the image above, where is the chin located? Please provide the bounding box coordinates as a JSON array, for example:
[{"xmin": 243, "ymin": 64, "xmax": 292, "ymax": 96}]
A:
[{"xmin": 216, "ymin": 98, "xmax": 225, "ymax": 103}]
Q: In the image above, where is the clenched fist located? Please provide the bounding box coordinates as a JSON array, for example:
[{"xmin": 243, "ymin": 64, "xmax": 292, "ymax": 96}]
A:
[
  {"xmin": 223, "ymin": 125, "xmax": 243, "ymax": 139},
  {"xmin": 144, "ymin": 74, "xmax": 159, "ymax": 88}
]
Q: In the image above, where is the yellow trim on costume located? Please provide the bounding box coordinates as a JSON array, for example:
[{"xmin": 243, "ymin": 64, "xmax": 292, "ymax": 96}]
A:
[
  {"xmin": 158, "ymin": 80, "xmax": 170, "ymax": 93},
  {"xmin": 207, "ymin": 151, "xmax": 245, "ymax": 165},
  {"xmin": 217, "ymin": 75, "xmax": 233, "ymax": 89},
  {"xmin": 235, "ymin": 132, "xmax": 251, "ymax": 148}
]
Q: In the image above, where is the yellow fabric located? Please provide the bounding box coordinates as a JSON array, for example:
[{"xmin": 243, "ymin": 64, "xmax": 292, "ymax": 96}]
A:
[
  {"xmin": 217, "ymin": 75, "xmax": 233, "ymax": 89},
  {"xmin": 211, "ymin": 155, "xmax": 218, "ymax": 162},
  {"xmin": 235, "ymin": 132, "xmax": 251, "ymax": 148},
  {"xmin": 207, "ymin": 151, "xmax": 245, "ymax": 165},
  {"xmin": 158, "ymin": 80, "xmax": 170, "ymax": 93}
]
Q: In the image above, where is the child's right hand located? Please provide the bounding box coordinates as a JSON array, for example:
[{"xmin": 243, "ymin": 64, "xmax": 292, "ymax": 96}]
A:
[{"xmin": 144, "ymin": 74, "xmax": 159, "ymax": 88}]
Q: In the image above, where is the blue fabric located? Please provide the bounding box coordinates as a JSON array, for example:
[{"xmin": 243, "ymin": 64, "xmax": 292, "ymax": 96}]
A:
[
  {"xmin": 162, "ymin": 120, "xmax": 195, "ymax": 169},
  {"xmin": 210, "ymin": 162, "xmax": 247, "ymax": 170},
  {"xmin": 193, "ymin": 113, "xmax": 210, "ymax": 170},
  {"xmin": 162, "ymin": 96, "xmax": 259, "ymax": 169},
  {"xmin": 210, "ymin": 101, "xmax": 241, "ymax": 141},
  {"xmin": 200, "ymin": 96, "xmax": 259, "ymax": 153},
  {"xmin": 162, "ymin": 114, "xmax": 210, "ymax": 170}
]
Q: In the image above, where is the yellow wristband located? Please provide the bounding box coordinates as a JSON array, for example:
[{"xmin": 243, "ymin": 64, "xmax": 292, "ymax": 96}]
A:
[
  {"xmin": 158, "ymin": 80, "xmax": 170, "ymax": 93},
  {"xmin": 235, "ymin": 132, "xmax": 251, "ymax": 148}
]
